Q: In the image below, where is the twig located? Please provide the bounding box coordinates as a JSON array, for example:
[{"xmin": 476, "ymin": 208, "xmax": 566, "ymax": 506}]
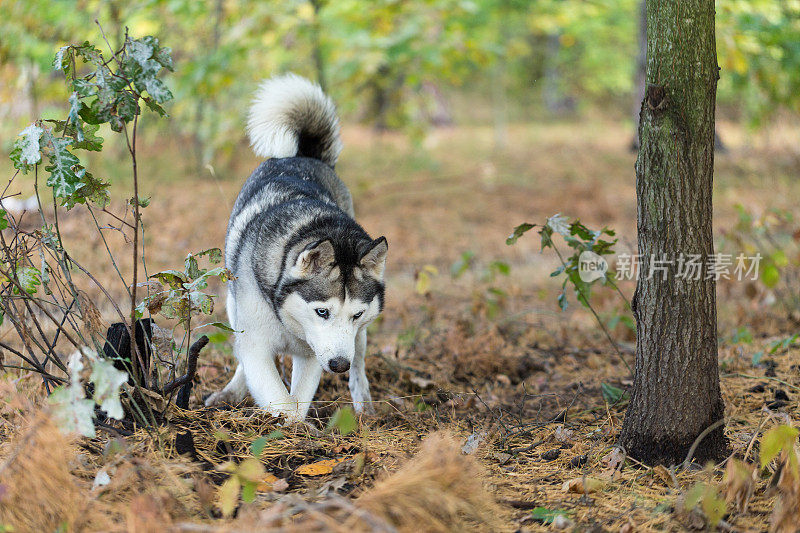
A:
[
  {"xmin": 681, "ymin": 418, "xmax": 726, "ymax": 470},
  {"xmin": 161, "ymin": 335, "xmax": 208, "ymax": 396}
]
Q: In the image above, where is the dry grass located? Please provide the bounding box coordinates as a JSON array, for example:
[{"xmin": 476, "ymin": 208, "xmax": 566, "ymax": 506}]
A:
[
  {"xmin": 0, "ymin": 414, "xmax": 86, "ymax": 532},
  {"xmin": 357, "ymin": 432, "xmax": 505, "ymax": 532}
]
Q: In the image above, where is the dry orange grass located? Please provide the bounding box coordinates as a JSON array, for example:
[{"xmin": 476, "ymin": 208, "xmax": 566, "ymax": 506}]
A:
[
  {"xmin": 222, "ymin": 431, "xmax": 503, "ymax": 532},
  {"xmin": 356, "ymin": 431, "xmax": 505, "ymax": 532},
  {"xmin": 0, "ymin": 414, "xmax": 86, "ymax": 532}
]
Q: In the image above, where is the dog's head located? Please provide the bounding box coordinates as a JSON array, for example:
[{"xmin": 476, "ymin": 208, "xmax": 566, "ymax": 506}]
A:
[{"xmin": 277, "ymin": 236, "xmax": 387, "ymax": 373}]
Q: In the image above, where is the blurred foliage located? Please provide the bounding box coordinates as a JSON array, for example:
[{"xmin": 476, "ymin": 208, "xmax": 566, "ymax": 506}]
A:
[{"xmin": 1, "ymin": 0, "xmax": 799, "ymax": 167}]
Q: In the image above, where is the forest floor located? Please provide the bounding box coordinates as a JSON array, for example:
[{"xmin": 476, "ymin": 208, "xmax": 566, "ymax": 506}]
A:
[{"xmin": 1, "ymin": 118, "xmax": 800, "ymax": 531}]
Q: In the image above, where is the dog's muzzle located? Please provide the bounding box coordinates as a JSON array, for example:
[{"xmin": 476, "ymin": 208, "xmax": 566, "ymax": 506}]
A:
[{"xmin": 328, "ymin": 357, "xmax": 350, "ymax": 373}]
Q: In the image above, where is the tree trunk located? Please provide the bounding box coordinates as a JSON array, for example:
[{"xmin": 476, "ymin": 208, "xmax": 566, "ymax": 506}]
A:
[
  {"xmin": 629, "ymin": 0, "xmax": 646, "ymax": 151},
  {"xmin": 310, "ymin": 0, "xmax": 327, "ymax": 93},
  {"xmin": 619, "ymin": 0, "xmax": 728, "ymax": 465},
  {"xmin": 630, "ymin": 0, "xmax": 726, "ymax": 153}
]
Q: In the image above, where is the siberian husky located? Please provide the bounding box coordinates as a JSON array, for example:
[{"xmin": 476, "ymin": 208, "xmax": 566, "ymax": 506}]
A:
[{"xmin": 205, "ymin": 74, "xmax": 387, "ymax": 422}]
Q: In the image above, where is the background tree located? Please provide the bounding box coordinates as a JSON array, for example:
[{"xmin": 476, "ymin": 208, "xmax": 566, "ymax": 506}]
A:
[{"xmin": 619, "ymin": 0, "xmax": 728, "ymax": 464}]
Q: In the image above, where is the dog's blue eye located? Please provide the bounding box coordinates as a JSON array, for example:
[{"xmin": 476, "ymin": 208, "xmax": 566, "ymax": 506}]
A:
[
  {"xmin": 315, "ymin": 308, "xmax": 330, "ymax": 319},
  {"xmin": 352, "ymin": 311, "xmax": 364, "ymax": 320}
]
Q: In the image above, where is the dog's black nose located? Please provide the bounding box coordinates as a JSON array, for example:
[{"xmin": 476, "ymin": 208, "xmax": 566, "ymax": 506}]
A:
[{"xmin": 328, "ymin": 357, "xmax": 350, "ymax": 373}]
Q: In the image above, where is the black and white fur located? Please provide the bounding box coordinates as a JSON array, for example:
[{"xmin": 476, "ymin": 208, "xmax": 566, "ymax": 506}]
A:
[{"xmin": 205, "ymin": 74, "xmax": 387, "ymax": 422}]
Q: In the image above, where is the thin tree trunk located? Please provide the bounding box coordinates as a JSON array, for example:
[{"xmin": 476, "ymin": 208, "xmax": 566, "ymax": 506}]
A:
[
  {"xmin": 492, "ymin": 56, "xmax": 507, "ymax": 150},
  {"xmin": 310, "ymin": 0, "xmax": 326, "ymax": 93},
  {"xmin": 631, "ymin": 0, "xmax": 726, "ymax": 153},
  {"xmin": 192, "ymin": 0, "xmax": 224, "ymax": 172},
  {"xmin": 619, "ymin": 0, "xmax": 728, "ymax": 465},
  {"xmin": 630, "ymin": 0, "xmax": 646, "ymax": 151}
]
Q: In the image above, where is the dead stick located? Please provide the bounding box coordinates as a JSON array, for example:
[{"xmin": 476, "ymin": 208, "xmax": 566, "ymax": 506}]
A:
[{"xmin": 161, "ymin": 335, "xmax": 208, "ymax": 396}]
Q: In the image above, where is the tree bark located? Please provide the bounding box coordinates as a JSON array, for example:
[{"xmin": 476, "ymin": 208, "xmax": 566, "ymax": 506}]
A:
[{"xmin": 619, "ymin": 0, "xmax": 728, "ymax": 465}]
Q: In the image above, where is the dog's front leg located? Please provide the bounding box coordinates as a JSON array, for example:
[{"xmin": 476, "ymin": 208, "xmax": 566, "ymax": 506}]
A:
[
  {"xmin": 289, "ymin": 353, "xmax": 322, "ymax": 421},
  {"xmin": 236, "ymin": 336, "xmax": 297, "ymax": 419},
  {"xmin": 349, "ymin": 328, "xmax": 374, "ymax": 414}
]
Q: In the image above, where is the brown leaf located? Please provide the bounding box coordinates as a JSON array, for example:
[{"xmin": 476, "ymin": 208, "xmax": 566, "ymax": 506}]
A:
[
  {"xmin": 723, "ymin": 459, "xmax": 755, "ymax": 513},
  {"xmin": 295, "ymin": 457, "xmax": 347, "ymax": 476},
  {"xmin": 272, "ymin": 478, "xmax": 289, "ymax": 492},
  {"xmin": 562, "ymin": 476, "xmax": 604, "ymax": 494},
  {"xmin": 652, "ymin": 465, "xmax": 672, "ymax": 486},
  {"xmin": 256, "ymin": 472, "xmax": 279, "ymax": 492},
  {"xmin": 770, "ymin": 453, "xmax": 800, "ymax": 533}
]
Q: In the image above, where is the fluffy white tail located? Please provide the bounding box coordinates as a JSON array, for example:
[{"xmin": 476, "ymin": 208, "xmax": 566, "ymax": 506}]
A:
[{"xmin": 246, "ymin": 74, "xmax": 342, "ymax": 166}]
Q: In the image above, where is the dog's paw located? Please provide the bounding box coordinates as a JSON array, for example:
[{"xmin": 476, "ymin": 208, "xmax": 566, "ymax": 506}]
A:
[
  {"xmin": 352, "ymin": 396, "xmax": 375, "ymax": 415},
  {"xmin": 204, "ymin": 389, "xmax": 240, "ymax": 407},
  {"xmin": 270, "ymin": 396, "xmax": 305, "ymax": 425}
]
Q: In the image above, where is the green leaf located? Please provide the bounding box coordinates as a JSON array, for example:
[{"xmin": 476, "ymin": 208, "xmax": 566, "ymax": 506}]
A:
[
  {"xmin": 209, "ymin": 321, "xmax": 236, "ymax": 332},
  {"xmin": 240, "ymin": 481, "xmax": 257, "ymax": 503},
  {"xmin": 760, "ymin": 425, "xmax": 799, "ymax": 468},
  {"xmin": 506, "ymin": 223, "xmax": 536, "ymax": 245},
  {"xmin": 15, "ymin": 266, "xmax": 41, "ymax": 295},
  {"xmin": 10, "ymin": 124, "xmax": 44, "ymax": 173},
  {"xmin": 0, "ymin": 210, "xmax": 7, "ymax": 231},
  {"xmin": 490, "ymin": 260, "xmax": 510, "ymax": 276},
  {"xmin": 326, "ymin": 407, "xmax": 357, "ymax": 435},
  {"xmin": 151, "ymin": 270, "xmax": 190, "ymax": 289},
  {"xmin": 143, "ymin": 97, "xmax": 168, "ymax": 117},
  {"xmin": 251, "ymin": 436, "xmax": 268, "ymax": 457},
  {"xmin": 761, "ymin": 264, "xmax": 780, "ymax": 288},
  {"xmin": 185, "ymin": 253, "xmax": 202, "ymax": 279},
  {"xmin": 529, "ymin": 507, "xmax": 568, "ymax": 525},
  {"xmin": 71, "ymin": 123, "xmax": 104, "ymax": 152},
  {"xmin": 190, "ymin": 291, "xmax": 214, "ymax": 315},
  {"xmin": 49, "ymin": 352, "xmax": 96, "ymax": 438},
  {"xmin": 44, "ymin": 137, "xmax": 84, "ymax": 199},
  {"xmin": 557, "ymin": 289, "xmax": 568, "ymax": 311},
  {"xmin": 89, "ymin": 357, "xmax": 128, "ymax": 420},
  {"xmin": 65, "ymin": 170, "xmax": 110, "ymax": 209},
  {"xmin": 196, "ymin": 248, "xmax": 223, "ymax": 264},
  {"xmin": 601, "ymin": 383, "xmax": 628, "ymax": 404},
  {"xmin": 450, "ymin": 251, "xmax": 475, "ymax": 278},
  {"xmin": 264, "ymin": 429, "xmax": 284, "ymax": 441}
]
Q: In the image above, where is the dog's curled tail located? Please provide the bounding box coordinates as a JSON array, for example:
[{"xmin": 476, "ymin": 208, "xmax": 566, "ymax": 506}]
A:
[{"xmin": 247, "ymin": 74, "xmax": 342, "ymax": 167}]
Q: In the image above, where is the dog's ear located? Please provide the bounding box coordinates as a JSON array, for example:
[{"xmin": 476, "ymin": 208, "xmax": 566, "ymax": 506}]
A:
[
  {"xmin": 291, "ymin": 240, "xmax": 335, "ymax": 278},
  {"xmin": 359, "ymin": 237, "xmax": 388, "ymax": 279}
]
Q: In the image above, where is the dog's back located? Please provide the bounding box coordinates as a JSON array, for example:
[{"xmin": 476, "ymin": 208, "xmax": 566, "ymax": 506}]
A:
[{"xmin": 225, "ymin": 75, "xmax": 364, "ymax": 289}]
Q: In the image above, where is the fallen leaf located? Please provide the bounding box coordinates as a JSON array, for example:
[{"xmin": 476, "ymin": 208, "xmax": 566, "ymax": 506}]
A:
[
  {"xmin": 92, "ymin": 468, "xmax": 111, "ymax": 490},
  {"xmin": 256, "ymin": 472, "xmax": 279, "ymax": 492},
  {"xmin": 652, "ymin": 465, "xmax": 672, "ymax": 486},
  {"xmin": 409, "ymin": 376, "xmax": 435, "ymax": 389},
  {"xmin": 272, "ymin": 478, "xmax": 289, "ymax": 492},
  {"xmin": 723, "ymin": 459, "xmax": 755, "ymax": 513},
  {"xmin": 562, "ymin": 477, "xmax": 604, "ymax": 494},
  {"xmin": 553, "ymin": 425, "xmax": 574, "ymax": 443},
  {"xmin": 462, "ymin": 432, "xmax": 483, "ymax": 455},
  {"xmin": 295, "ymin": 457, "xmax": 347, "ymax": 476}
]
